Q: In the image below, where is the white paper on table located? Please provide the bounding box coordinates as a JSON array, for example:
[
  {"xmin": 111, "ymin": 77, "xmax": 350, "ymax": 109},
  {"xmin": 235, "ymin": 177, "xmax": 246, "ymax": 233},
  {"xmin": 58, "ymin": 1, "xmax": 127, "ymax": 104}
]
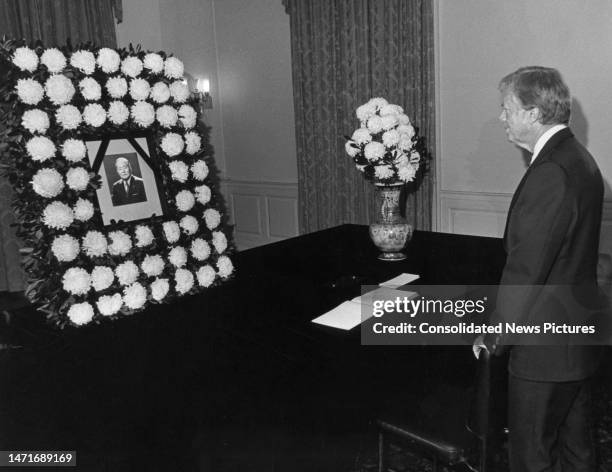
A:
[
  {"xmin": 311, "ymin": 301, "xmax": 369, "ymax": 331},
  {"xmin": 379, "ymin": 273, "xmax": 420, "ymax": 288},
  {"xmin": 351, "ymin": 286, "xmax": 419, "ymax": 305}
]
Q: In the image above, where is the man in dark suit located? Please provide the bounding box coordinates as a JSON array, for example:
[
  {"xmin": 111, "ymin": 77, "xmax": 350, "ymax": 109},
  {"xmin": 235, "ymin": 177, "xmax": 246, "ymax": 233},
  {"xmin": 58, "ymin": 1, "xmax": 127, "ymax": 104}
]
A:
[
  {"xmin": 477, "ymin": 67, "xmax": 604, "ymax": 471},
  {"xmin": 111, "ymin": 157, "xmax": 147, "ymax": 206}
]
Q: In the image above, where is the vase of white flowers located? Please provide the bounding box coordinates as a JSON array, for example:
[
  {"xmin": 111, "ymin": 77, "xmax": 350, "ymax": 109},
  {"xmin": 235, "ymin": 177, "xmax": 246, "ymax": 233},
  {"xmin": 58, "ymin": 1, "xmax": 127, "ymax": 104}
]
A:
[{"xmin": 345, "ymin": 97, "xmax": 422, "ymax": 260}]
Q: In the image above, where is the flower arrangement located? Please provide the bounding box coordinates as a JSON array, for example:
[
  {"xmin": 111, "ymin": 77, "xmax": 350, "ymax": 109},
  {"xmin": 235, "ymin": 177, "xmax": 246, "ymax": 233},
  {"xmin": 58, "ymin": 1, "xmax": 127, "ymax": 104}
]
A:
[
  {"xmin": 0, "ymin": 38, "xmax": 234, "ymax": 328},
  {"xmin": 345, "ymin": 97, "xmax": 423, "ymax": 185}
]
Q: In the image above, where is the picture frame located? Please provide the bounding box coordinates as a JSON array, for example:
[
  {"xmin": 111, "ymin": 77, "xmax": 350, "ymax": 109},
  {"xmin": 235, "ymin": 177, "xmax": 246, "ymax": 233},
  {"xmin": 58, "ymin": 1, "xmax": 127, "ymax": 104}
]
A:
[{"xmin": 86, "ymin": 133, "xmax": 167, "ymax": 226}]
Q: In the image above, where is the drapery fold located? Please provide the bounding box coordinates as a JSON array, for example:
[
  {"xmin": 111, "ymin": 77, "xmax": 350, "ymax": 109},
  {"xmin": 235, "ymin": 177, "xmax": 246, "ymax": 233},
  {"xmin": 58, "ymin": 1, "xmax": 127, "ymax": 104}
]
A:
[
  {"xmin": 0, "ymin": 0, "xmax": 120, "ymax": 292},
  {"xmin": 284, "ymin": 0, "xmax": 435, "ymax": 233},
  {"xmin": 0, "ymin": 0, "xmax": 120, "ymax": 47}
]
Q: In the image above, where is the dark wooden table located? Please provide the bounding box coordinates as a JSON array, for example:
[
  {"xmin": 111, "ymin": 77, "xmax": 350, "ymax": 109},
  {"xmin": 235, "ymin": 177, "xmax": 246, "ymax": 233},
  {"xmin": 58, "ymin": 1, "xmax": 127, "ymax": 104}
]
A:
[{"xmin": 0, "ymin": 225, "xmax": 508, "ymax": 471}]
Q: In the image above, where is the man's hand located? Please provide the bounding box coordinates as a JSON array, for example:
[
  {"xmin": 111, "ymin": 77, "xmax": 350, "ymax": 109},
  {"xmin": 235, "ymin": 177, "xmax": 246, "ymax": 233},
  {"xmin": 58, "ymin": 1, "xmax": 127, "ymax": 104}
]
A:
[{"xmin": 473, "ymin": 334, "xmax": 488, "ymax": 359}]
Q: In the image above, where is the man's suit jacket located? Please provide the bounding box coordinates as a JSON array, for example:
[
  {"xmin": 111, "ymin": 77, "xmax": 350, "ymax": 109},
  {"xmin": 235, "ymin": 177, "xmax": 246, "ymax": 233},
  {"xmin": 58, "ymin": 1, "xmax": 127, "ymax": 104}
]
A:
[
  {"xmin": 111, "ymin": 176, "xmax": 147, "ymax": 206},
  {"xmin": 489, "ymin": 128, "xmax": 604, "ymax": 382}
]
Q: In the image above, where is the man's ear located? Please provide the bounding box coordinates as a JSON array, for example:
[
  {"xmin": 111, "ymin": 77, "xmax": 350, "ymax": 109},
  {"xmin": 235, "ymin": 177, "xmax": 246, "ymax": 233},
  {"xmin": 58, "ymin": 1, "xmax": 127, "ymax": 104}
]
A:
[{"xmin": 529, "ymin": 107, "xmax": 542, "ymax": 124}]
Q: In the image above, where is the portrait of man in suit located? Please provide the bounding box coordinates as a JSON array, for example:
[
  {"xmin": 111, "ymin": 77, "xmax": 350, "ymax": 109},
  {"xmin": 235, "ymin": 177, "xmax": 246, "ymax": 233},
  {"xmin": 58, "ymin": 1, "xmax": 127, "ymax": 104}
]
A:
[
  {"xmin": 475, "ymin": 67, "xmax": 604, "ymax": 471},
  {"xmin": 109, "ymin": 155, "xmax": 147, "ymax": 207}
]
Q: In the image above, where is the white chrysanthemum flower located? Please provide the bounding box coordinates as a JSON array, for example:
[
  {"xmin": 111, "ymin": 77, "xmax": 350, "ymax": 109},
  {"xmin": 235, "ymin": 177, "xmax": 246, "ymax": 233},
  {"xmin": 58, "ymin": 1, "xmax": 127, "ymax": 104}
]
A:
[
  {"xmin": 91, "ymin": 266, "xmax": 114, "ymax": 291},
  {"xmin": 97, "ymin": 293, "xmax": 123, "ymax": 316},
  {"xmin": 163, "ymin": 221, "xmax": 181, "ymax": 243},
  {"xmin": 12, "ymin": 47, "xmax": 38, "ymax": 72},
  {"xmin": 164, "ymin": 56, "xmax": 184, "ymax": 79},
  {"xmin": 196, "ymin": 265, "xmax": 216, "ymax": 287},
  {"xmin": 195, "ymin": 184, "xmax": 211, "ymax": 205},
  {"xmin": 45, "ymin": 75, "xmax": 74, "ymax": 108},
  {"xmin": 123, "ymin": 282, "xmax": 147, "ymax": 309},
  {"xmin": 26, "ymin": 136, "xmax": 55, "ymax": 161},
  {"xmin": 82, "ymin": 230, "xmax": 107, "ymax": 258},
  {"xmin": 121, "ymin": 56, "xmax": 143, "ymax": 78},
  {"xmin": 45, "ymin": 74, "xmax": 75, "ymax": 106},
  {"xmin": 61, "ymin": 138, "xmax": 87, "ymax": 162},
  {"xmin": 178, "ymin": 104, "xmax": 197, "ymax": 129},
  {"xmin": 174, "ymin": 268, "xmax": 194, "ymax": 294},
  {"xmin": 31, "ymin": 168, "xmax": 64, "ymax": 198},
  {"xmin": 212, "ymin": 231, "xmax": 228, "ymax": 254},
  {"xmin": 141, "ymin": 254, "xmax": 165, "ymax": 277},
  {"xmin": 380, "ymin": 104, "xmax": 403, "ymax": 116},
  {"xmin": 129, "ymin": 78, "xmax": 150, "ymax": 101},
  {"xmin": 56, "ymin": 105, "xmax": 82, "ymax": 130},
  {"xmin": 381, "ymin": 114, "xmax": 399, "ymax": 131},
  {"xmin": 107, "ymin": 100, "xmax": 130, "ymax": 125},
  {"xmin": 79, "ymin": 77, "xmax": 102, "ymax": 101},
  {"xmin": 364, "ymin": 141, "xmax": 385, "ymax": 161},
  {"xmin": 62, "ymin": 267, "xmax": 91, "ymax": 295},
  {"xmin": 97, "ymin": 48, "xmax": 121, "ymax": 73},
  {"xmin": 51, "ymin": 234, "xmax": 80, "ymax": 262},
  {"xmin": 41, "ymin": 48, "xmax": 66, "ymax": 73},
  {"xmin": 374, "ymin": 165, "xmax": 394, "ymax": 180},
  {"xmin": 151, "ymin": 277, "xmax": 170, "ymax": 301},
  {"xmin": 351, "ymin": 128, "xmax": 372, "ymax": 145},
  {"xmin": 190, "ymin": 238, "xmax": 210, "ymax": 261},
  {"xmin": 168, "ymin": 161, "xmax": 188, "ymax": 182},
  {"xmin": 66, "ymin": 167, "xmax": 90, "ymax": 191},
  {"xmin": 42, "ymin": 201, "xmax": 74, "ymax": 229},
  {"xmin": 179, "ymin": 215, "xmax": 198, "ymax": 235},
  {"xmin": 398, "ymin": 113, "xmax": 411, "ymax": 126},
  {"xmin": 16, "ymin": 78, "xmax": 44, "ymax": 105},
  {"xmin": 190, "ymin": 160, "xmax": 209, "ymax": 181},
  {"xmin": 184, "ymin": 131, "xmax": 201, "ymax": 155},
  {"xmin": 394, "ymin": 153, "xmax": 409, "ymax": 167},
  {"xmin": 216, "ymin": 255, "xmax": 234, "ymax": 278},
  {"xmin": 143, "ymin": 53, "xmax": 164, "ymax": 74},
  {"xmin": 156, "ymin": 105, "xmax": 178, "ymax": 128},
  {"xmin": 368, "ymin": 97, "xmax": 389, "ymax": 110},
  {"xmin": 382, "ymin": 129, "xmax": 400, "ymax": 147},
  {"xmin": 73, "ymin": 198, "xmax": 94, "ymax": 221},
  {"xmin": 175, "ymin": 190, "xmax": 195, "ymax": 212},
  {"xmin": 151, "ymin": 82, "xmax": 170, "ymax": 103},
  {"xmin": 134, "ymin": 225, "xmax": 154, "ymax": 247},
  {"xmin": 106, "ymin": 77, "xmax": 128, "ymax": 98},
  {"xmin": 398, "ymin": 136, "xmax": 414, "ymax": 152},
  {"xmin": 398, "ymin": 164, "xmax": 417, "ymax": 182},
  {"xmin": 131, "ymin": 101, "xmax": 155, "ymax": 127},
  {"xmin": 410, "ymin": 151, "xmax": 421, "ymax": 164},
  {"xmin": 70, "ymin": 50, "xmax": 96, "ymax": 75},
  {"xmin": 169, "ymin": 81, "xmax": 189, "ymax": 103},
  {"xmin": 345, "ymin": 141, "xmax": 360, "ymax": 158},
  {"xmin": 356, "ymin": 102, "xmax": 376, "ymax": 122},
  {"xmin": 67, "ymin": 302, "xmax": 94, "ymax": 326},
  {"xmin": 397, "ymin": 124, "xmax": 415, "ymax": 139},
  {"xmin": 366, "ymin": 116, "xmax": 384, "ymax": 134},
  {"xmin": 108, "ymin": 231, "xmax": 132, "ymax": 256},
  {"xmin": 204, "ymin": 208, "xmax": 221, "ymax": 230},
  {"xmin": 168, "ymin": 246, "xmax": 188, "ymax": 268},
  {"xmin": 115, "ymin": 260, "xmax": 139, "ymax": 286},
  {"xmin": 161, "ymin": 132, "xmax": 184, "ymax": 157},
  {"xmin": 83, "ymin": 103, "xmax": 106, "ymax": 127}
]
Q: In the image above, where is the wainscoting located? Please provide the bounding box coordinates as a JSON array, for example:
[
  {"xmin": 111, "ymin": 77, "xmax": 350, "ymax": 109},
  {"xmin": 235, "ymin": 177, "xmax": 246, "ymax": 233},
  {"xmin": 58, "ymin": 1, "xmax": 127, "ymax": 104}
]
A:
[
  {"xmin": 438, "ymin": 191, "xmax": 612, "ymax": 284},
  {"xmin": 221, "ymin": 179, "xmax": 299, "ymax": 250}
]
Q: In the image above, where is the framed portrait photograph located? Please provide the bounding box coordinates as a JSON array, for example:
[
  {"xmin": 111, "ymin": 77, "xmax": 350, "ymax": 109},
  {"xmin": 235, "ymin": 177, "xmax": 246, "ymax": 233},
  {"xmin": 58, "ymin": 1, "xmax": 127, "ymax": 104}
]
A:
[{"xmin": 86, "ymin": 134, "xmax": 166, "ymax": 226}]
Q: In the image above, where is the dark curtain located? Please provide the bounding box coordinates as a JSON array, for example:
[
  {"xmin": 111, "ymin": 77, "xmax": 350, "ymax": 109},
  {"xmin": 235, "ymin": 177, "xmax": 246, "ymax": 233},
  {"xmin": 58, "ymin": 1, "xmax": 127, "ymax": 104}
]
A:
[
  {"xmin": 0, "ymin": 0, "xmax": 122, "ymax": 47},
  {"xmin": 0, "ymin": 0, "xmax": 121, "ymax": 292},
  {"xmin": 283, "ymin": 0, "xmax": 435, "ymax": 233}
]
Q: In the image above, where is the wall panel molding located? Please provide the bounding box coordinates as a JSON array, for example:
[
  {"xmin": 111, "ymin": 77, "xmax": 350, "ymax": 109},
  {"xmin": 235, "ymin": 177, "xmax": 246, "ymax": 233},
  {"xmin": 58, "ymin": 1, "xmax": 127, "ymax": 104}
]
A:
[{"xmin": 220, "ymin": 179, "xmax": 298, "ymax": 250}]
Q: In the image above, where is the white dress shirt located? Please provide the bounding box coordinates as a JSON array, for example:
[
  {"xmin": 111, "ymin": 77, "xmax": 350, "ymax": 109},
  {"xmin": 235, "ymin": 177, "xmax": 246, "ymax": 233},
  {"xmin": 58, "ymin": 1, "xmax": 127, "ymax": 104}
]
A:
[{"xmin": 530, "ymin": 124, "xmax": 568, "ymax": 164}]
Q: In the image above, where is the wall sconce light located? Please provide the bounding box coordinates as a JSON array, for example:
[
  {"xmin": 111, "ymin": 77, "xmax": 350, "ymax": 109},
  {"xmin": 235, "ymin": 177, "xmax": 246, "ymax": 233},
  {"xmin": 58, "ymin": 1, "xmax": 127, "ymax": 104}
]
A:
[{"xmin": 196, "ymin": 78, "xmax": 213, "ymax": 109}]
